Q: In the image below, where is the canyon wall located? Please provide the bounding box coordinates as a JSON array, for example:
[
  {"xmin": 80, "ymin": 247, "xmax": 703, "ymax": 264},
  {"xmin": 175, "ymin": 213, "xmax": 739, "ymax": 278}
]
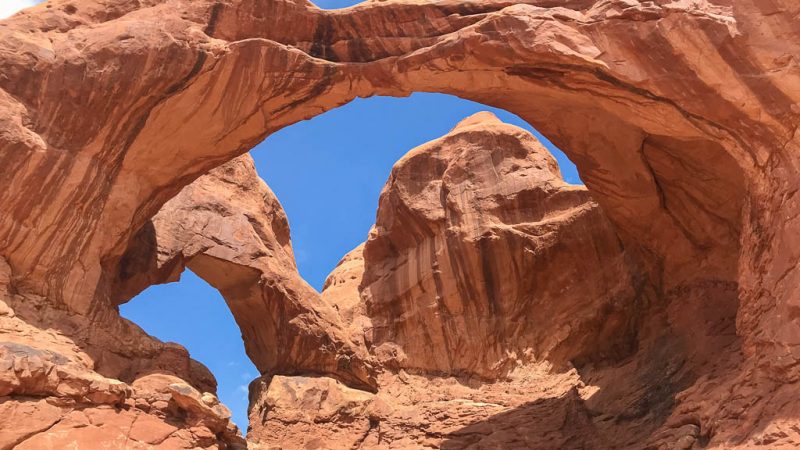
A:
[{"xmin": 0, "ymin": 0, "xmax": 798, "ymax": 448}]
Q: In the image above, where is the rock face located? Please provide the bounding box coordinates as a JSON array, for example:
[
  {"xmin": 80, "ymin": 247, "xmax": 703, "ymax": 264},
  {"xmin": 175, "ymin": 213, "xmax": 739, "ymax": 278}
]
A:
[
  {"xmin": 249, "ymin": 113, "xmax": 648, "ymax": 449},
  {"xmin": 245, "ymin": 113, "xmax": 735, "ymax": 449},
  {"xmin": 248, "ymin": 374, "xmax": 376, "ymax": 448},
  {"xmin": 0, "ymin": 0, "xmax": 798, "ymax": 448},
  {"xmin": 249, "ymin": 363, "xmax": 595, "ymax": 450},
  {"xmin": 0, "ymin": 257, "xmax": 245, "ymax": 449},
  {"xmin": 114, "ymin": 154, "xmax": 375, "ymax": 390},
  {"xmin": 360, "ymin": 112, "xmax": 641, "ymax": 378}
]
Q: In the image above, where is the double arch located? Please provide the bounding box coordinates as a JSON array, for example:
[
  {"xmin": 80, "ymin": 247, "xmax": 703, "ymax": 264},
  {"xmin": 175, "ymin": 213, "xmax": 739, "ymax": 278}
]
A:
[{"xmin": 0, "ymin": 1, "xmax": 798, "ymax": 440}]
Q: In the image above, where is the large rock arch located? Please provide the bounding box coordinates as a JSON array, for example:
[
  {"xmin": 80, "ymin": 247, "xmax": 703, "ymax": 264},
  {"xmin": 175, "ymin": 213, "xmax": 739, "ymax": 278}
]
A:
[{"xmin": 0, "ymin": 0, "xmax": 798, "ymax": 447}]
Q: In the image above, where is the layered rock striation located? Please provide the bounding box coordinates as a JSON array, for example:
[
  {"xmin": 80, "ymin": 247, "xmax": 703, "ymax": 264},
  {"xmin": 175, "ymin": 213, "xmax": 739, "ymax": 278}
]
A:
[
  {"xmin": 0, "ymin": 0, "xmax": 798, "ymax": 448},
  {"xmin": 359, "ymin": 112, "xmax": 642, "ymax": 378}
]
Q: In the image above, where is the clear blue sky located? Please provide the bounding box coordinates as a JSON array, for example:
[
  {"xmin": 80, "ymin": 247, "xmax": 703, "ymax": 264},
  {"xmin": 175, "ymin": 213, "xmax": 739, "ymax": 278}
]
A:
[
  {"xmin": 314, "ymin": 0, "xmax": 365, "ymax": 8},
  {"xmin": 4, "ymin": 0, "xmax": 582, "ymax": 435}
]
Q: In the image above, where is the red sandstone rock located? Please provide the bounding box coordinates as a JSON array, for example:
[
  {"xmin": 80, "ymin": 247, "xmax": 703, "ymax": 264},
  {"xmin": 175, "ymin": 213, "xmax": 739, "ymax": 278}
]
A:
[
  {"xmin": 248, "ymin": 374, "xmax": 375, "ymax": 449},
  {"xmin": 115, "ymin": 154, "xmax": 376, "ymax": 390},
  {"xmin": 359, "ymin": 112, "xmax": 640, "ymax": 378},
  {"xmin": 248, "ymin": 113, "xmax": 653, "ymax": 449},
  {"xmin": 0, "ymin": 0, "xmax": 798, "ymax": 448},
  {"xmin": 0, "ymin": 281, "xmax": 246, "ymax": 449}
]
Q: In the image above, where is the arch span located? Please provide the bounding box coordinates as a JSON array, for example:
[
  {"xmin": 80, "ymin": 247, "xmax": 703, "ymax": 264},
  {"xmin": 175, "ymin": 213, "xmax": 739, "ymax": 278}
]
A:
[{"xmin": 114, "ymin": 154, "xmax": 376, "ymax": 390}]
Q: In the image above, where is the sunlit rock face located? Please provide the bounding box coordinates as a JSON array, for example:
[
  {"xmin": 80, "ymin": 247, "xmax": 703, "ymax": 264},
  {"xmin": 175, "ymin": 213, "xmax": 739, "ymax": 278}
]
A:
[
  {"xmin": 0, "ymin": 0, "xmax": 798, "ymax": 448},
  {"xmin": 114, "ymin": 154, "xmax": 376, "ymax": 390},
  {"xmin": 247, "ymin": 113, "xmax": 734, "ymax": 449},
  {"xmin": 245, "ymin": 113, "xmax": 647, "ymax": 450},
  {"xmin": 359, "ymin": 112, "xmax": 642, "ymax": 377}
]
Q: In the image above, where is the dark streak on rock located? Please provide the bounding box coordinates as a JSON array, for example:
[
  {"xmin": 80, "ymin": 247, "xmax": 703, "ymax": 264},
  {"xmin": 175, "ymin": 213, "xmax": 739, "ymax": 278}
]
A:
[
  {"xmin": 205, "ymin": 1, "xmax": 223, "ymax": 38},
  {"xmin": 309, "ymin": 16, "xmax": 337, "ymax": 62},
  {"xmin": 273, "ymin": 65, "xmax": 336, "ymax": 116}
]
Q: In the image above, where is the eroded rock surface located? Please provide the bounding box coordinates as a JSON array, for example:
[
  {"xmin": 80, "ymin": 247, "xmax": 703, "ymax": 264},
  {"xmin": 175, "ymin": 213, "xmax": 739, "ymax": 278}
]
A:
[
  {"xmin": 246, "ymin": 113, "xmax": 735, "ymax": 449},
  {"xmin": 360, "ymin": 112, "xmax": 642, "ymax": 378},
  {"xmin": 0, "ymin": 0, "xmax": 798, "ymax": 448},
  {"xmin": 249, "ymin": 367, "xmax": 595, "ymax": 450},
  {"xmin": 0, "ymin": 258, "xmax": 245, "ymax": 449},
  {"xmin": 115, "ymin": 154, "xmax": 375, "ymax": 390}
]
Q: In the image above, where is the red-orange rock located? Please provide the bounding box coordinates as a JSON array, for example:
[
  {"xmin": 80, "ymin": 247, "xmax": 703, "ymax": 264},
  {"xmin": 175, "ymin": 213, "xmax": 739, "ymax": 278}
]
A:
[
  {"xmin": 0, "ymin": 297, "xmax": 244, "ymax": 450},
  {"xmin": 248, "ymin": 374, "xmax": 375, "ymax": 449},
  {"xmin": 359, "ymin": 112, "xmax": 640, "ymax": 378},
  {"xmin": 115, "ymin": 154, "xmax": 376, "ymax": 389},
  {"xmin": 248, "ymin": 113, "xmax": 674, "ymax": 449},
  {"xmin": 0, "ymin": 200, "xmax": 243, "ymax": 448},
  {"xmin": 0, "ymin": 0, "xmax": 798, "ymax": 448}
]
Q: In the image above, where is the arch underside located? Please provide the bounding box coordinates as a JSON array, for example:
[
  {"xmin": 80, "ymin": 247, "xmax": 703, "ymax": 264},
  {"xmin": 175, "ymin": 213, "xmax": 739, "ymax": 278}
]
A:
[{"xmin": 0, "ymin": 0, "xmax": 799, "ymax": 447}]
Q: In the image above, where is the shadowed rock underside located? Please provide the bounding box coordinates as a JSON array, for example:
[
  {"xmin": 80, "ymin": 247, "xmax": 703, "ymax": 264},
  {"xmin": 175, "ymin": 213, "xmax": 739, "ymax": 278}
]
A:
[{"xmin": 0, "ymin": 0, "xmax": 798, "ymax": 448}]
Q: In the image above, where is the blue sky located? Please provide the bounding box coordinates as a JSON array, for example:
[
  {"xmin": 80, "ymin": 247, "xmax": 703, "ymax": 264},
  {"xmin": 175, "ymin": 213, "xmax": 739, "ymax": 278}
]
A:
[
  {"xmin": 0, "ymin": 0, "xmax": 361, "ymax": 19},
  {"xmin": 315, "ymin": 0, "xmax": 364, "ymax": 8},
  {"xmin": 4, "ymin": 0, "xmax": 581, "ymax": 434}
]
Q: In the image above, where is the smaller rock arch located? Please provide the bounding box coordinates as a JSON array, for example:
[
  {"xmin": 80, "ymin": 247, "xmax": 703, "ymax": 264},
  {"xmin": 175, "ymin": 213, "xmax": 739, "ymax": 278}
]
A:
[{"xmin": 114, "ymin": 154, "xmax": 377, "ymax": 390}]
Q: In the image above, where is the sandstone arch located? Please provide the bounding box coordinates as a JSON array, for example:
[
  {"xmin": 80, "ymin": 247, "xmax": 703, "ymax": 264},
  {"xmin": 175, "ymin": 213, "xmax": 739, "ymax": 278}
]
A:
[
  {"xmin": 114, "ymin": 154, "xmax": 376, "ymax": 389},
  {"xmin": 0, "ymin": 0, "xmax": 799, "ymax": 447},
  {"xmin": 0, "ymin": 0, "xmax": 761, "ymax": 315}
]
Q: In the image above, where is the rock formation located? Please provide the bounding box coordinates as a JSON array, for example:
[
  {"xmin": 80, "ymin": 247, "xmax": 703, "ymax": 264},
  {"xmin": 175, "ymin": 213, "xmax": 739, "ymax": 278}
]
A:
[
  {"xmin": 243, "ymin": 112, "xmax": 741, "ymax": 449},
  {"xmin": 114, "ymin": 154, "xmax": 375, "ymax": 390},
  {"xmin": 0, "ymin": 0, "xmax": 798, "ymax": 448},
  {"xmin": 359, "ymin": 112, "xmax": 642, "ymax": 378},
  {"xmin": 248, "ymin": 112, "xmax": 649, "ymax": 449},
  {"xmin": 0, "ymin": 257, "xmax": 246, "ymax": 448}
]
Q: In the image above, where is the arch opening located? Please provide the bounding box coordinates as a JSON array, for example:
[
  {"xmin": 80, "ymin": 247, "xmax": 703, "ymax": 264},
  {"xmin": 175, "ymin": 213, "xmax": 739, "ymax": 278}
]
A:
[
  {"xmin": 119, "ymin": 269, "xmax": 257, "ymax": 430},
  {"xmin": 115, "ymin": 92, "xmax": 586, "ymax": 434},
  {"xmin": 310, "ymin": 0, "xmax": 364, "ymax": 11},
  {"xmin": 110, "ymin": 79, "xmax": 747, "ymax": 446},
  {"xmin": 254, "ymin": 92, "xmax": 582, "ymax": 290},
  {"xmin": 113, "ymin": 83, "xmax": 746, "ymax": 446}
]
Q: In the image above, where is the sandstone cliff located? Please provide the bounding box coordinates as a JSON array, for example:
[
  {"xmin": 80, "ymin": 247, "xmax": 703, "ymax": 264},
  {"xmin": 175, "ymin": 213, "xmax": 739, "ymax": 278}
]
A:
[{"xmin": 0, "ymin": 0, "xmax": 798, "ymax": 448}]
